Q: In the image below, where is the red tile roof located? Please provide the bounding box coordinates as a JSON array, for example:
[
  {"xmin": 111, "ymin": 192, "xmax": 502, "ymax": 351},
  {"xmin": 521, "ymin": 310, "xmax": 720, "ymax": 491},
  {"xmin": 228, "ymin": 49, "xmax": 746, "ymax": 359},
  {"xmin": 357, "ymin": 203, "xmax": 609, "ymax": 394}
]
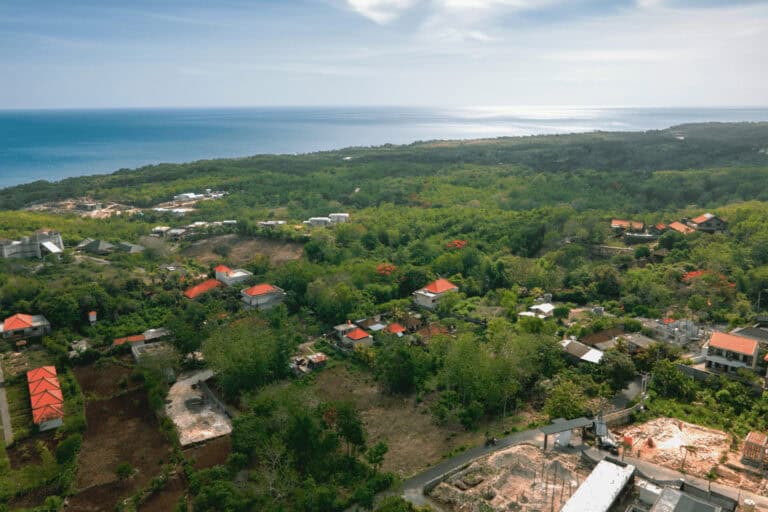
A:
[
  {"xmin": 385, "ymin": 323, "xmax": 406, "ymax": 334},
  {"xmin": 709, "ymin": 332, "xmax": 758, "ymax": 355},
  {"xmin": 243, "ymin": 283, "xmax": 278, "ymax": 296},
  {"xmin": 214, "ymin": 264, "xmax": 232, "ymax": 273},
  {"xmin": 422, "ymin": 278, "xmax": 458, "ymax": 294},
  {"xmin": 611, "ymin": 219, "xmax": 644, "ymax": 230},
  {"xmin": 27, "ymin": 366, "xmax": 64, "ymax": 426},
  {"xmin": 345, "ymin": 328, "xmax": 371, "ymax": 341},
  {"xmin": 32, "ymin": 404, "xmax": 64, "ymax": 425},
  {"xmin": 30, "ymin": 388, "xmax": 64, "ymax": 409},
  {"xmin": 113, "ymin": 334, "xmax": 146, "ymax": 346},
  {"xmin": 662, "ymin": 318, "xmax": 676, "ymax": 325},
  {"xmin": 184, "ymin": 278, "xmax": 223, "ymax": 299},
  {"xmin": 28, "ymin": 376, "xmax": 61, "ymax": 396},
  {"xmin": 3, "ymin": 313, "xmax": 33, "ymax": 331},
  {"xmin": 668, "ymin": 221, "xmax": 695, "ymax": 234},
  {"xmin": 655, "ymin": 223, "xmax": 667, "ymax": 231},
  {"xmin": 26, "ymin": 366, "xmax": 57, "ymax": 382},
  {"xmin": 692, "ymin": 213, "xmax": 715, "ymax": 224}
]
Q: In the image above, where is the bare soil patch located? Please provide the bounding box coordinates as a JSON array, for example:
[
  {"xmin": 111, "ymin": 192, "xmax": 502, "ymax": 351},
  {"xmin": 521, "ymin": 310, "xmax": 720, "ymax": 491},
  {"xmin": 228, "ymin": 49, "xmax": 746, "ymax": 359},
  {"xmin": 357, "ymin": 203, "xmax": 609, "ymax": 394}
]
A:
[
  {"xmin": 6, "ymin": 431, "xmax": 58, "ymax": 469},
  {"xmin": 313, "ymin": 364, "xmax": 486, "ymax": 478},
  {"xmin": 7, "ymin": 483, "xmax": 61, "ymax": 510},
  {"xmin": 74, "ymin": 359, "xmax": 135, "ymax": 399},
  {"xmin": 183, "ymin": 435, "xmax": 231, "ymax": 470},
  {"xmin": 67, "ymin": 480, "xmax": 129, "ymax": 512},
  {"xmin": 182, "ymin": 234, "xmax": 303, "ymax": 266},
  {"xmin": 71, "ymin": 389, "xmax": 172, "ymax": 510},
  {"xmin": 139, "ymin": 473, "xmax": 188, "ymax": 512},
  {"xmin": 618, "ymin": 418, "xmax": 729, "ymax": 479}
]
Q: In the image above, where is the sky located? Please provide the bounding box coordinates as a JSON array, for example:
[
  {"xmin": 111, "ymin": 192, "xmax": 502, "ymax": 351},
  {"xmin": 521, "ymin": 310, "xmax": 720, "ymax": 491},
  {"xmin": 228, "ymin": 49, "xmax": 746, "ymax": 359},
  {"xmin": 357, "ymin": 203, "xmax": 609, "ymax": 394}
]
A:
[{"xmin": 1, "ymin": 0, "xmax": 767, "ymax": 108}]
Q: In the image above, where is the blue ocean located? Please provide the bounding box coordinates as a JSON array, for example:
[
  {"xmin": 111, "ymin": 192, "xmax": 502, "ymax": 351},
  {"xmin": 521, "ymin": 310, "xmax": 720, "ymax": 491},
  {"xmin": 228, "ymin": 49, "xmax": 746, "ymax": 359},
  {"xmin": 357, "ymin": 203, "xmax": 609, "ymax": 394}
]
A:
[{"xmin": 0, "ymin": 106, "xmax": 767, "ymax": 189}]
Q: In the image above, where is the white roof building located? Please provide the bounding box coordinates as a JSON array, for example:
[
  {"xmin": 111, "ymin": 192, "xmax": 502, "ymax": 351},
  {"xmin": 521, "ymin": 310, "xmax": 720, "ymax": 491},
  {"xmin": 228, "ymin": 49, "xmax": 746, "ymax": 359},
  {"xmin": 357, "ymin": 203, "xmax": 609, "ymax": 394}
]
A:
[
  {"xmin": 530, "ymin": 303, "xmax": 555, "ymax": 316},
  {"xmin": 561, "ymin": 460, "xmax": 635, "ymax": 512}
]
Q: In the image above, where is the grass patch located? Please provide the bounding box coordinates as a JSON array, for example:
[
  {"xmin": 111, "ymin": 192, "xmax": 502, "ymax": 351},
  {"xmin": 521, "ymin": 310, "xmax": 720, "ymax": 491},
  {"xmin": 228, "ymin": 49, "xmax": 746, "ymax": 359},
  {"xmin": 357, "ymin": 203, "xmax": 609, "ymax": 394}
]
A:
[{"xmin": 5, "ymin": 382, "xmax": 33, "ymax": 441}]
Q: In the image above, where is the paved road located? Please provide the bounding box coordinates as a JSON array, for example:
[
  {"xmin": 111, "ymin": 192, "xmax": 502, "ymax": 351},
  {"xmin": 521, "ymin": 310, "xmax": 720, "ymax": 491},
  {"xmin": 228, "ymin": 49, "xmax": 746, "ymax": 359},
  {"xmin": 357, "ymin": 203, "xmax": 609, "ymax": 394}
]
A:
[{"xmin": 0, "ymin": 362, "xmax": 14, "ymax": 445}]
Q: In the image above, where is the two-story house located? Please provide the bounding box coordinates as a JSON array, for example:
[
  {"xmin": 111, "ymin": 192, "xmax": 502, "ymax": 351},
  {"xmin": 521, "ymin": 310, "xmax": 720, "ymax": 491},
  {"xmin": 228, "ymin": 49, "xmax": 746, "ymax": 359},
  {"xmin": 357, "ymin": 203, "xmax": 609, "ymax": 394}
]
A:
[
  {"xmin": 240, "ymin": 283, "xmax": 286, "ymax": 310},
  {"xmin": 413, "ymin": 278, "xmax": 459, "ymax": 310},
  {"xmin": 689, "ymin": 213, "xmax": 727, "ymax": 234},
  {"xmin": 705, "ymin": 331, "xmax": 759, "ymax": 374}
]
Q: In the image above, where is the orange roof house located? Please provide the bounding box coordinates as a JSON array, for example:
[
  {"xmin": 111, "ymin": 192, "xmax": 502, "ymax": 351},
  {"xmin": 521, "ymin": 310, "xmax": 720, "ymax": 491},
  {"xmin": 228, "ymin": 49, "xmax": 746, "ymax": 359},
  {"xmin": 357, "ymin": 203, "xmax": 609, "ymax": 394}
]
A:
[
  {"xmin": 31, "ymin": 404, "xmax": 64, "ymax": 426},
  {"xmin": 668, "ymin": 221, "xmax": 695, "ymax": 235},
  {"xmin": 1, "ymin": 313, "xmax": 51, "ymax": 339},
  {"xmin": 26, "ymin": 365, "xmax": 57, "ymax": 380},
  {"xmin": 113, "ymin": 334, "xmax": 146, "ymax": 346},
  {"xmin": 214, "ymin": 264, "xmax": 232, "ymax": 273},
  {"xmin": 184, "ymin": 278, "xmax": 223, "ymax": 299},
  {"xmin": 4, "ymin": 314, "xmax": 32, "ymax": 330},
  {"xmin": 30, "ymin": 388, "xmax": 64, "ymax": 409},
  {"xmin": 414, "ymin": 279, "xmax": 459, "ymax": 310},
  {"xmin": 690, "ymin": 213, "xmax": 727, "ymax": 233},
  {"xmin": 338, "ymin": 327, "xmax": 373, "ymax": 349},
  {"xmin": 611, "ymin": 219, "xmax": 644, "ymax": 231},
  {"xmin": 709, "ymin": 332, "xmax": 758, "ymax": 356},
  {"xmin": 28, "ymin": 376, "xmax": 60, "ymax": 396},
  {"xmin": 242, "ymin": 283, "xmax": 278, "ymax": 296},
  {"xmin": 422, "ymin": 278, "xmax": 459, "ymax": 294},
  {"xmin": 240, "ymin": 283, "xmax": 286, "ymax": 310},
  {"xmin": 384, "ymin": 323, "xmax": 407, "ymax": 335},
  {"xmin": 345, "ymin": 328, "xmax": 371, "ymax": 341},
  {"xmin": 26, "ymin": 366, "xmax": 64, "ymax": 431}
]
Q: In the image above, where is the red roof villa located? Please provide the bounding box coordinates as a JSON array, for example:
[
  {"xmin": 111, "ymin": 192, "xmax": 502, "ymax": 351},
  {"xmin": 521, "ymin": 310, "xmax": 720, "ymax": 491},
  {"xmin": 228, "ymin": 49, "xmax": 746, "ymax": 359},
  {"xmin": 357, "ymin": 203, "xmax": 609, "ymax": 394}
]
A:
[
  {"xmin": 240, "ymin": 283, "xmax": 286, "ymax": 310},
  {"xmin": 413, "ymin": 278, "xmax": 459, "ymax": 310}
]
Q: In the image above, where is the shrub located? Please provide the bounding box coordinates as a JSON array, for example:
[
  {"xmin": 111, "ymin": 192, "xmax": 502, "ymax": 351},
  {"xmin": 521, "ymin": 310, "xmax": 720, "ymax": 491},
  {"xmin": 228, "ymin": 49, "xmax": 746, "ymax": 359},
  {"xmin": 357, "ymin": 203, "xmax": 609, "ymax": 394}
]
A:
[{"xmin": 55, "ymin": 433, "xmax": 82, "ymax": 464}]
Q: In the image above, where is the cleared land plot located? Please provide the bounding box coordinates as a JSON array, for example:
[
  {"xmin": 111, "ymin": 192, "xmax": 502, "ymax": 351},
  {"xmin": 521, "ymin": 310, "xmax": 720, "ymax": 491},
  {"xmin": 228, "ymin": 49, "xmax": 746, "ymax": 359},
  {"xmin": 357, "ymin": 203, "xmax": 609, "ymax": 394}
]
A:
[
  {"xmin": 182, "ymin": 234, "xmax": 303, "ymax": 266},
  {"xmin": 74, "ymin": 359, "xmax": 135, "ymax": 399},
  {"xmin": 618, "ymin": 418, "xmax": 728, "ymax": 479},
  {"xmin": 5, "ymin": 431, "xmax": 57, "ymax": 470},
  {"xmin": 69, "ymin": 359, "xmax": 173, "ymax": 511},
  {"xmin": 314, "ymin": 364, "xmax": 492, "ymax": 478},
  {"xmin": 183, "ymin": 435, "xmax": 231, "ymax": 470},
  {"xmin": 429, "ymin": 443, "xmax": 588, "ymax": 512},
  {"xmin": 166, "ymin": 370, "xmax": 232, "ymax": 447},
  {"xmin": 139, "ymin": 473, "xmax": 187, "ymax": 512}
]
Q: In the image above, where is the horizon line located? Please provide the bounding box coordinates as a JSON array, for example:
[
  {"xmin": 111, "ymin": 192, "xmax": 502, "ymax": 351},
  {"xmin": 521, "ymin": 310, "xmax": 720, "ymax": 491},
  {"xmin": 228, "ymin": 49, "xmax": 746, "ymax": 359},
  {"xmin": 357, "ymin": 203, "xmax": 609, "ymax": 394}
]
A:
[{"xmin": 2, "ymin": 104, "xmax": 768, "ymax": 113}]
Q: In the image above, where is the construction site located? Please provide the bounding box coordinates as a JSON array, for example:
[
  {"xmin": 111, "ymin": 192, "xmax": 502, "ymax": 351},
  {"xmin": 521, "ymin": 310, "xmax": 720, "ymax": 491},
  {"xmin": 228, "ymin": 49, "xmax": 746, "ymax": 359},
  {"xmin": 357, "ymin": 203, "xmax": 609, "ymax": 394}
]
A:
[
  {"xmin": 25, "ymin": 198, "xmax": 141, "ymax": 218},
  {"xmin": 165, "ymin": 370, "xmax": 232, "ymax": 446},
  {"xmin": 617, "ymin": 417, "xmax": 767, "ymax": 495},
  {"xmin": 428, "ymin": 443, "xmax": 590, "ymax": 512}
]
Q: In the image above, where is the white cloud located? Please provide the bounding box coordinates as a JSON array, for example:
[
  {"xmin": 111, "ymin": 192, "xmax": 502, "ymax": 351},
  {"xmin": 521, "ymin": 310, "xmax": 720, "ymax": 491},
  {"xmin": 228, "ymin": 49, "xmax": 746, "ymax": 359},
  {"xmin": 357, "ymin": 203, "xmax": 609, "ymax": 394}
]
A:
[
  {"xmin": 436, "ymin": 0, "xmax": 560, "ymax": 10},
  {"xmin": 345, "ymin": 0, "xmax": 418, "ymax": 23}
]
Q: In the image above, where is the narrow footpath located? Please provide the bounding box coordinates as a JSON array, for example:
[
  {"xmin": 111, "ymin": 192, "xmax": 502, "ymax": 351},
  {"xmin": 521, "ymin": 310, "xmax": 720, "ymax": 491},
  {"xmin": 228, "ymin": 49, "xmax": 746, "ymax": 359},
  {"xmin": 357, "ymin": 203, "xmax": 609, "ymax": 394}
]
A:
[{"xmin": 0, "ymin": 362, "xmax": 14, "ymax": 445}]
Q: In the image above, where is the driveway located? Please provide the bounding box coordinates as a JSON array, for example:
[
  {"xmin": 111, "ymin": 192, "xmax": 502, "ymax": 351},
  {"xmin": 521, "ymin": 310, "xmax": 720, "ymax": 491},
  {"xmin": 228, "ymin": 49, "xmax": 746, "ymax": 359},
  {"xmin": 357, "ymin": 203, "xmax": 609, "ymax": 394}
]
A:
[{"xmin": 0, "ymin": 362, "xmax": 14, "ymax": 445}]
